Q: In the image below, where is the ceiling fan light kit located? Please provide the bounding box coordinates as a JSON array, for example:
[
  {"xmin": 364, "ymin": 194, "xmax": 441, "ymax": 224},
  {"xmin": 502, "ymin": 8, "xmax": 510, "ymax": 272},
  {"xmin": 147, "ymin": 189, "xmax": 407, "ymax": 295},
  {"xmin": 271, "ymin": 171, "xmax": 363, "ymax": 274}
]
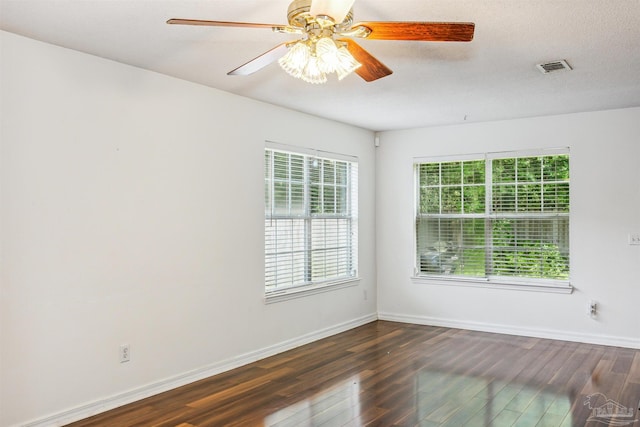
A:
[
  {"xmin": 279, "ymin": 37, "xmax": 362, "ymax": 84},
  {"xmin": 279, "ymin": 0, "xmax": 363, "ymax": 83},
  {"xmin": 167, "ymin": 0, "xmax": 474, "ymax": 84}
]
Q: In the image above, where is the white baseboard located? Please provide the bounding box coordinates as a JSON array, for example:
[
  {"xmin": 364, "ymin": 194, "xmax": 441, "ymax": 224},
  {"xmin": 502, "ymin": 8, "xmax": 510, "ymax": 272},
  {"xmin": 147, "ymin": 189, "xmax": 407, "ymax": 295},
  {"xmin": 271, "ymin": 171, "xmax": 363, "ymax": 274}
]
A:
[
  {"xmin": 21, "ymin": 313, "xmax": 378, "ymax": 427},
  {"xmin": 378, "ymin": 312, "xmax": 640, "ymax": 349}
]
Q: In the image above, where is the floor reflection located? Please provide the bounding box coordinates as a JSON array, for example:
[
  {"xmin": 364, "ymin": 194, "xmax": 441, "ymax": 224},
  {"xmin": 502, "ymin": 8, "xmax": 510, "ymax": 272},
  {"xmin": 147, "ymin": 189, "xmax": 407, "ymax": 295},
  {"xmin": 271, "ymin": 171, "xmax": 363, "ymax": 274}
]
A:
[
  {"xmin": 416, "ymin": 370, "xmax": 573, "ymax": 426},
  {"xmin": 264, "ymin": 374, "xmax": 362, "ymax": 427},
  {"xmin": 262, "ymin": 368, "xmax": 575, "ymax": 426}
]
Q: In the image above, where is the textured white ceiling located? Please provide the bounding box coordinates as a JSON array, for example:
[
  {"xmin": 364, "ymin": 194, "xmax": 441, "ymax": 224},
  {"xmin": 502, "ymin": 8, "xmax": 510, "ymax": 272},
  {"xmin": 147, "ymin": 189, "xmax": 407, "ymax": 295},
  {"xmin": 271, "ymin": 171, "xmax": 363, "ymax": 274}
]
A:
[{"xmin": 1, "ymin": 0, "xmax": 639, "ymax": 131}]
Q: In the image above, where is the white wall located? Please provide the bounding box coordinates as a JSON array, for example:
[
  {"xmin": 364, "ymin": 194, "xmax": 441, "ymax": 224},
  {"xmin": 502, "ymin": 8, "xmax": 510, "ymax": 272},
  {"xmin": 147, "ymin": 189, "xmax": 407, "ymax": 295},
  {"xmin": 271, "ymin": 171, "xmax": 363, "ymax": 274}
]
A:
[
  {"xmin": 376, "ymin": 108, "xmax": 640, "ymax": 347},
  {"xmin": 0, "ymin": 31, "xmax": 377, "ymax": 427}
]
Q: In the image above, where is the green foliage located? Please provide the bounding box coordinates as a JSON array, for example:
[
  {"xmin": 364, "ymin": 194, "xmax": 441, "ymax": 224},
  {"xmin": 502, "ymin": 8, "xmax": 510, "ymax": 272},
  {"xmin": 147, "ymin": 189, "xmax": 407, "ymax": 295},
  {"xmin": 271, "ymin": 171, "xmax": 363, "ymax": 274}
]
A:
[
  {"xmin": 492, "ymin": 219, "xmax": 569, "ymax": 279},
  {"xmin": 463, "ymin": 186, "xmax": 485, "ymax": 213},
  {"xmin": 463, "ymin": 160, "xmax": 485, "ymax": 184},
  {"xmin": 493, "ymin": 158, "xmax": 516, "ymax": 183},
  {"xmin": 492, "ymin": 155, "xmax": 569, "ymax": 213},
  {"xmin": 492, "ymin": 242, "xmax": 569, "ymax": 280},
  {"xmin": 418, "ymin": 160, "xmax": 485, "ymax": 214},
  {"xmin": 459, "ymin": 248, "xmax": 486, "ymax": 276}
]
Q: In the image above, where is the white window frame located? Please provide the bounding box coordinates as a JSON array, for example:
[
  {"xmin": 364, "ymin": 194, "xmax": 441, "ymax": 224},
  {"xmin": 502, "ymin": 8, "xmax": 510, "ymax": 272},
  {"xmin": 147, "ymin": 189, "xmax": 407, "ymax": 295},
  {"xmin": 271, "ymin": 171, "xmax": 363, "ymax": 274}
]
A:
[
  {"xmin": 412, "ymin": 148, "xmax": 572, "ymax": 293},
  {"xmin": 264, "ymin": 142, "xmax": 359, "ymax": 303}
]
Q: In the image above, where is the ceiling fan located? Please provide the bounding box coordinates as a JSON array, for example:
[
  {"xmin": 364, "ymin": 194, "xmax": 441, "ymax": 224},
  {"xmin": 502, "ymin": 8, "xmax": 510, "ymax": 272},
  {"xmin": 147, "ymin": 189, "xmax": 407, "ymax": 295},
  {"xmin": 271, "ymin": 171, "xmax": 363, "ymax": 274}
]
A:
[{"xmin": 167, "ymin": 0, "xmax": 474, "ymax": 84}]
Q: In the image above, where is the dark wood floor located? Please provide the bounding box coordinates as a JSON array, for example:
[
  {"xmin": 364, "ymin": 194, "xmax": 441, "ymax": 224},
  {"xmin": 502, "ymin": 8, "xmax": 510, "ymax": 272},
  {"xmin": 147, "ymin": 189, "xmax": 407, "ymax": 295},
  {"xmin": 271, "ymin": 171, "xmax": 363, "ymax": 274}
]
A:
[{"xmin": 68, "ymin": 321, "xmax": 640, "ymax": 427}]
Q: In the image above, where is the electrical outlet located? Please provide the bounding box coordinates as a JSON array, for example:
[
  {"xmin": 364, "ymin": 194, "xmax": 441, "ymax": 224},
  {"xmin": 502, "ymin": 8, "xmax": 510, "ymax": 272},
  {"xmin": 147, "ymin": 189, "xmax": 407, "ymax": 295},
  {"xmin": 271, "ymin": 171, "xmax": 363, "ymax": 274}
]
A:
[
  {"xmin": 363, "ymin": 289, "xmax": 368, "ymax": 300},
  {"xmin": 588, "ymin": 300, "xmax": 597, "ymax": 317},
  {"xmin": 119, "ymin": 344, "xmax": 130, "ymax": 363},
  {"xmin": 629, "ymin": 234, "xmax": 640, "ymax": 245}
]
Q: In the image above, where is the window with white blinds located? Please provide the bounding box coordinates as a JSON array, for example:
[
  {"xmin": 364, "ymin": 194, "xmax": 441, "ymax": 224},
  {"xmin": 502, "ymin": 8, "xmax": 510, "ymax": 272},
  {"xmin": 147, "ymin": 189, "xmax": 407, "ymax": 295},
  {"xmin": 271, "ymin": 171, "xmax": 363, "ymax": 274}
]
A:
[
  {"xmin": 265, "ymin": 147, "xmax": 358, "ymax": 294},
  {"xmin": 415, "ymin": 150, "xmax": 569, "ymax": 285}
]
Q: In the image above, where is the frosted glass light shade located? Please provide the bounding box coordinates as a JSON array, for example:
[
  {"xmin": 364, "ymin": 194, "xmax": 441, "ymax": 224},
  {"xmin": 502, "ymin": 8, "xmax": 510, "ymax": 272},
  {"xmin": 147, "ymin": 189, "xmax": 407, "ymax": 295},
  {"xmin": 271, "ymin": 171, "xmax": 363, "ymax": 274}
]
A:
[
  {"xmin": 278, "ymin": 42, "xmax": 310, "ymax": 78},
  {"xmin": 278, "ymin": 38, "xmax": 360, "ymax": 83},
  {"xmin": 316, "ymin": 37, "xmax": 340, "ymax": 73},
  {"xmin": 301, "ymin": 56, "xmax": 327, "ymax": 84},
  {"xmin": 310, "ymin": 0, "xmax": 356, "ymax": 23}
]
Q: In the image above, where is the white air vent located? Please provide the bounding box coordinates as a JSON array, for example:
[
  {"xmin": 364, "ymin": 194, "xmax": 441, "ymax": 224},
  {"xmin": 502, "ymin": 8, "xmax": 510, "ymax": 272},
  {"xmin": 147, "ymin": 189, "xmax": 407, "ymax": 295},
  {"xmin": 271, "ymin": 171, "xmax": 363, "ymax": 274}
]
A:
[{"xmin": 536, "ymin": 60, "xmax": 572, "ymax": 74}]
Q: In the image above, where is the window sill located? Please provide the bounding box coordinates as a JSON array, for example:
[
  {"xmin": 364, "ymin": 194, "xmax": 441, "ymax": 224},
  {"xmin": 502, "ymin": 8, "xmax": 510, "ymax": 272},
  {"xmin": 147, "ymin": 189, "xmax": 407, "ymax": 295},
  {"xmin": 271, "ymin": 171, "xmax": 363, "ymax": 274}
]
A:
[
  {"xmin": 265, "ymin": 278, "xmax": 361, "ymax": 304},
  {"xmin": 411, "ymin": 275, "xmax": 573, "ymax": 294}
]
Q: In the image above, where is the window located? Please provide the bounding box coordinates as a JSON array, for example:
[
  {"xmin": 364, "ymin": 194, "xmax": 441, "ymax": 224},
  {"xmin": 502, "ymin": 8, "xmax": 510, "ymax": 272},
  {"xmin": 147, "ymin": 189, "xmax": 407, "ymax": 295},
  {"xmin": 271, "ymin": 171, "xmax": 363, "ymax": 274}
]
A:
[
  {"xmin": 265, "ymin": 146, "xmax": 358, "ymax": 296},
  {"xmin": 415, "ymin": 149, "xmax": 569, "ymax": 288}
]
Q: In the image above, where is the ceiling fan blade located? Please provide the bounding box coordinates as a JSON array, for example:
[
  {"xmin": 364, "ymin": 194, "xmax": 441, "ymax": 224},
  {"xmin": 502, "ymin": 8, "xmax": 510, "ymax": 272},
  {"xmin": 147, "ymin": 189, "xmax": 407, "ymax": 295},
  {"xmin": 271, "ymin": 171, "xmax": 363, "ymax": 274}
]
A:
[
  {"xmin": 338, "ymin": 39, "xmax": 393, "ymax": 82},
  {"xmin": 353, "ymin": 22, "xmax": 475, "ymax": 42},
  {"xmin": 227, "ymin": 43, "xmax": 290, "ymax": 76},
  {"xmin": 167, "ymin": 18, "xmax": 283, "ymax": 30}
]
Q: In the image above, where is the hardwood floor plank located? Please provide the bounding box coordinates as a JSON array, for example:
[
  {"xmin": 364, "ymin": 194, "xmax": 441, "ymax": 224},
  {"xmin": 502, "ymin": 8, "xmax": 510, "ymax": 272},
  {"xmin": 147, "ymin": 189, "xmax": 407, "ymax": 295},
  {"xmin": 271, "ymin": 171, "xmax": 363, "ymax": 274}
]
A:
[
  {"xmin": 612, "ymin": 348, "xmax": 637, "ymax": 375},
  {"xmin": 628, "ymin": 352, "xmax": 640, "ymax": 384},
  {"xmin": 67, "ymin": 321, "xmax": 640, "ymax": 427}
]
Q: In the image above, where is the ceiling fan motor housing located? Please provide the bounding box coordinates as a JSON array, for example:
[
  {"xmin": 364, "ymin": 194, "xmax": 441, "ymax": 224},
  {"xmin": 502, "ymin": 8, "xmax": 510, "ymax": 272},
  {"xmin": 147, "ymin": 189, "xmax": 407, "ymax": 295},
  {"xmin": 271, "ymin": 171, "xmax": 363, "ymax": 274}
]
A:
[{"xmin": 287, "ymin": 0, "xmax": 354, "ymax": 32}]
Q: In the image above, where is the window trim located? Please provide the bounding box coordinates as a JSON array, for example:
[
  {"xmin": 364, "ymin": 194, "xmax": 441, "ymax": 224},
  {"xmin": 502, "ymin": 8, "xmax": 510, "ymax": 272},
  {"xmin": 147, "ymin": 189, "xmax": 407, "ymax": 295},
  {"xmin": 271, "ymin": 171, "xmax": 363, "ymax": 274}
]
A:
[
  {"xmin": 265, "ymin": 277, "xmax": 361, "ymax": 304},
  {"xmin": 410, "ymin": 275, "xmax": 572, "ymax": 294},
  {"xmin": 412, "ymin": 148, "xmax": 571, "ymax": 293},
  {"xmin": 264, "ymin": 141, "xmax": 359, "ymax": 301}
]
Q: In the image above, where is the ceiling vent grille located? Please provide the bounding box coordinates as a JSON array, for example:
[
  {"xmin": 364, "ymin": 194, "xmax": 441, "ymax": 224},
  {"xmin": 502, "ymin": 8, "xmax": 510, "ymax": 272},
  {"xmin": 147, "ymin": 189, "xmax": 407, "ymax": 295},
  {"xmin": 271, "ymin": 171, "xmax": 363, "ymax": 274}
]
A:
[{"xmin": 536, "ymin": 60, "xmax": 572, "ymax": 74}]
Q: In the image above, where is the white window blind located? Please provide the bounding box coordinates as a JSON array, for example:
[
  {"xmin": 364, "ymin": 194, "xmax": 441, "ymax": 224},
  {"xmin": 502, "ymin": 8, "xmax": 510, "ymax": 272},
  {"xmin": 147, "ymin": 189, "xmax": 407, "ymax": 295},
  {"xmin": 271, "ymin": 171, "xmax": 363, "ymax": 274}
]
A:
[
  {"xmin": 415, "ymin": 150, "xmax": 569, "ymax": 284},
  {"xmin": 265, "ymin": 147, "xmax": 358, "ymax": 293}
]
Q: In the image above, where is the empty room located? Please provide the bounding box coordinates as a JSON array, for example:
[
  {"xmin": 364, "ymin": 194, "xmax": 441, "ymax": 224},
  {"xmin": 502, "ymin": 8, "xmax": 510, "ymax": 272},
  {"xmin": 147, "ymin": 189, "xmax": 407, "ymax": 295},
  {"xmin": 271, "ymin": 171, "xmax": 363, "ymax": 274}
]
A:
[{"xmin": 1, "ymin": 0, "xmax": 639, "ymax": 426}]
